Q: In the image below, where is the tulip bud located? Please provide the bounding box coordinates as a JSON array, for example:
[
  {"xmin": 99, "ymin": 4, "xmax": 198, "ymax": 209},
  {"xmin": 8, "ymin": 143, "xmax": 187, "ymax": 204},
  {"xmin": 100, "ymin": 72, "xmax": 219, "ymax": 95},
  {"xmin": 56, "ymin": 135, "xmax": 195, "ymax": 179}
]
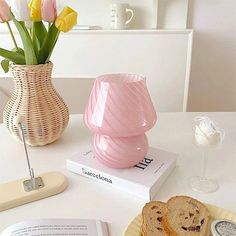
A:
[
  {"xmin": 11, "ymin": 0, "xmax": 30, "ymax": 22},
  {"xmin": 0, "ymin": 0, "xmax": 11, "ymax": 23},
  {"xmin": 29, "ymin": 0, "xmax": 42, "ymax": 21},
  {"xmin": 55, "ymin": 6, "xmax": 77, "ymax": 33},
  {"xmin": 42, "ymin": 0, "xmax": 57, "ymax": 23}
]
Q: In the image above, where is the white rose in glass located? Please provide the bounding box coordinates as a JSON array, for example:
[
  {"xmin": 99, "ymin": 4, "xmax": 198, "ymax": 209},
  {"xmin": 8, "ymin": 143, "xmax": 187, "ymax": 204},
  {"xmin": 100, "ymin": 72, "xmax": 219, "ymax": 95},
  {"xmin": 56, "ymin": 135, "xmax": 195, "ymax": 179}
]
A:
[
  {"xmin": 194, "ymin": 117, "xmax": 223, "ymax": 147},
  {"xmin": 11, "ymin": 0, "xmax": 30, "ymax": 21}
]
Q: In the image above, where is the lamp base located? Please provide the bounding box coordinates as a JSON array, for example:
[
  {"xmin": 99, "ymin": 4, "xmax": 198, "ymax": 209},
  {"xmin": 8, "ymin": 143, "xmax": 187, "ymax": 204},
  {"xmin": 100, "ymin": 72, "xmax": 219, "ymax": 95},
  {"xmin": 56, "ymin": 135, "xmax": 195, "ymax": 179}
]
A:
[
  {"xmin": 0, "ymin": 172, "xmax": 68, "ymax": 212},
  {"xmin": 92, "ymin": 133, "xmax": 148, "ymax": 168}
]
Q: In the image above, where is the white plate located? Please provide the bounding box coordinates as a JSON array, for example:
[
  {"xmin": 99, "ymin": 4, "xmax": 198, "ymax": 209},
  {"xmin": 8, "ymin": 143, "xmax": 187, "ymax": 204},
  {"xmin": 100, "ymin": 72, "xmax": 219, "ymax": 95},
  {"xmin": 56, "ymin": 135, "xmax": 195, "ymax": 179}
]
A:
[{"xmin": 123, "ymin": 204, "xmax": 236, "ymax": 236}]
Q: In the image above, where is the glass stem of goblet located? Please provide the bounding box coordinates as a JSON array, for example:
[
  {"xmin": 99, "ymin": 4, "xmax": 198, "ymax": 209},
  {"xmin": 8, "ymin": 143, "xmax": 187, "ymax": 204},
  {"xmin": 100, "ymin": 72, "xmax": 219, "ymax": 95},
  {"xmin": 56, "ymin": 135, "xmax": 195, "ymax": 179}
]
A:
[{"xmin": 202, "ymin": 149, "xmax": 209, "ymax": 180}]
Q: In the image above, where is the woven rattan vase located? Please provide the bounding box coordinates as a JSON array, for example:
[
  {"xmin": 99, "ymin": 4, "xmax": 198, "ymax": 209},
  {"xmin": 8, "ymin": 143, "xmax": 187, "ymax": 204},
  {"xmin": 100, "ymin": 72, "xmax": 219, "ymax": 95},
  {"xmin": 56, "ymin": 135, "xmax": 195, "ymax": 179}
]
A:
[{"xmin": 3, "ymin": 62, "xmax": 69, "ymax": 146}]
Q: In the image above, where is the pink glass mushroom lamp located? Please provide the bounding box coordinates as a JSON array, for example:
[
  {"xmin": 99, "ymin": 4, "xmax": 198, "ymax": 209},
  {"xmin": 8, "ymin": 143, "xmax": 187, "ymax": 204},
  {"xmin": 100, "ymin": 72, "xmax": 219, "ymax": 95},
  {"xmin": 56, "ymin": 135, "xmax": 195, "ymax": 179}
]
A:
[{"xmin": 84, "ymin": 74, "xmax": 157, "ymax": 168}]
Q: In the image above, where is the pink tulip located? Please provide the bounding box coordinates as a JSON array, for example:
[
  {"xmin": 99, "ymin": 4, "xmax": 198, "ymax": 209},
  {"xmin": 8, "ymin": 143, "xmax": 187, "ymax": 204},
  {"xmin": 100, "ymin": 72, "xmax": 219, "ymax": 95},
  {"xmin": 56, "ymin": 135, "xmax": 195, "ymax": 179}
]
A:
[
  {"xmin": 42, "ymin": 0, "xmax": 57, "ymax": 22},
  {"xmin": 0, "ymin": 0, "xmax": 11, "ymax": 23}
]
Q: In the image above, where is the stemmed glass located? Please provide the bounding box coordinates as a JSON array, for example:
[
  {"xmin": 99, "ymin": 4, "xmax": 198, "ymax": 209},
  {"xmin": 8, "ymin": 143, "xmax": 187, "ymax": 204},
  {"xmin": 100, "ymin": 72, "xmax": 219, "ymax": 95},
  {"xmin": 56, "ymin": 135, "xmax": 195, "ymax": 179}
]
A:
[{"xmin": 188, "ymin": 117, "xmax": 225, "ymax": 193}]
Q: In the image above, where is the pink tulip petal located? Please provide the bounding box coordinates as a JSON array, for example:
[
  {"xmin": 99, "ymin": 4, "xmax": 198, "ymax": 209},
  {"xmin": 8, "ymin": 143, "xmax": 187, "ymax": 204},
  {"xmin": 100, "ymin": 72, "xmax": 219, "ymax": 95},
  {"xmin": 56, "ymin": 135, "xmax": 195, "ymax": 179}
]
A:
[
  {"xmin": 42, "ymin": 0, "xmax": 57, "ymax": 22},
  {"xmin": 0, "ymin": 0, "xmax": 11, "ymax": 23}
]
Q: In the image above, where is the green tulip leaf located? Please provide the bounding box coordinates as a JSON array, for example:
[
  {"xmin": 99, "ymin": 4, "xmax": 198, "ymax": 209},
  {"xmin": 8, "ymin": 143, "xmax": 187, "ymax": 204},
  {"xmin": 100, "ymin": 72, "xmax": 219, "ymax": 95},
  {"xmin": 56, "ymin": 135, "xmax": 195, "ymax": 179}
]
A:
[
  {"xmin": 32, "ymin": 21, "xmax": 47, "ymax": 47},
  {"xmin": 12, "ymin": 47, "xmax": 25, "ymax": 55},
  {"xmin": 38, "ymin": 24, "xmax": 60, "ymax": 64},
  {"xmin": 0, "ymin": 48, "xmax": 25, "ymax": 65},
  {"xmin": 32, "ymin": 22, "xmax": 47, "ymax": 57},
  {"xmin": 45, "ymin": 33, "xmax": 59, "ymax": 63},
  {"xmin": 32, "ymin": 32, "xmax": 40, "ymax": 57},
  {"xmin": 12, "ymin": 17, "xmax": 37, "ymax": 65},
  {"xmin": 1, "ymin": 59, "xmax": 10, "ymax": 73}
]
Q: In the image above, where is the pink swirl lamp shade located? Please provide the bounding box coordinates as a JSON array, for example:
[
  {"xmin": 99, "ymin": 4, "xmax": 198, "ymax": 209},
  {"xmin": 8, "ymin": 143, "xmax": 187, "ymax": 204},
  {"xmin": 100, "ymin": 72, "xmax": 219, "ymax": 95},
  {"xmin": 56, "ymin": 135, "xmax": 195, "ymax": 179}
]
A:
[
  {"xmin": 84, "ymin": 74, "xmax": 156, "ymax": 137},
  {"xmin": 84, "ymin": 74, "xmax": 157, "ymax": 168}
]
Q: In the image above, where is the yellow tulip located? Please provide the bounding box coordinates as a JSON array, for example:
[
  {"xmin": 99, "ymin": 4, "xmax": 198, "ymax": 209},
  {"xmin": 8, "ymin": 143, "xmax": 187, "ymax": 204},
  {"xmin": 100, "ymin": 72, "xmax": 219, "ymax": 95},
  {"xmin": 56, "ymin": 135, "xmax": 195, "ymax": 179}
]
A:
[
  {"xmin": 29, "ymin": 0, "xmax": 42, "ymax": 21},
  {"xmin": 55, "ymin": 7, "xmax": 77, "ymax": 33}
]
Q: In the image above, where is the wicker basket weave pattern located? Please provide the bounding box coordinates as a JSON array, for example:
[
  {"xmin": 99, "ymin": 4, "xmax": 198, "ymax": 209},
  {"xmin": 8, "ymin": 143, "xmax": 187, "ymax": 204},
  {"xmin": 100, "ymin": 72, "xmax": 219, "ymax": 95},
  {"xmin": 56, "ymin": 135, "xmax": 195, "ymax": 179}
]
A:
[{"xmin": 3, "ymin": 62, "xmax": 69, "ymax": 146}]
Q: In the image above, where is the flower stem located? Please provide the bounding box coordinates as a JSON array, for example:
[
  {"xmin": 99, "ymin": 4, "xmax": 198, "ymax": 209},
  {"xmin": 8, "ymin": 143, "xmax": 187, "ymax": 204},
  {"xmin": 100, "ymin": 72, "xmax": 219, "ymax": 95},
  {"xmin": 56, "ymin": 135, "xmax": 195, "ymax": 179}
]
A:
[
  {"xmin": 6, "ymin": 22, "xmax": 19, "ymax": 51},
  {"xmin": 48, "ymin": 22, "xmax": 51, "ymax": 31}
]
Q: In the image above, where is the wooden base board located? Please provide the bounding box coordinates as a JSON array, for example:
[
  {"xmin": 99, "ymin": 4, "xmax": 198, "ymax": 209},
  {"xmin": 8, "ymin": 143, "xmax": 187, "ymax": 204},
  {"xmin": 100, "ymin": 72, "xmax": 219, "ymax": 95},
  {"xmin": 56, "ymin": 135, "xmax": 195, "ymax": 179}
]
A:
[{"xmin": 0, "ymin": 171, "xmax": 68, "ymax": 212}]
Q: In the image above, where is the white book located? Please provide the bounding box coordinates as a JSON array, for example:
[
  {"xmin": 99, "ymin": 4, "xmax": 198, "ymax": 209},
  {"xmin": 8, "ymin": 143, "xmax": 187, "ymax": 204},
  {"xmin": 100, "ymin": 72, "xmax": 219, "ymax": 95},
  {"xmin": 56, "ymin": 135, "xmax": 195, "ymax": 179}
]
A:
[
  {"xmin": 67, "ymin": 147, "xmax": 177, "ymax": 200},
  {"xmin": 73, "ymin": 25, "xmax": 102, "ymax": 30},
  {"xmin": 1, "ymin": 219, "xmax": 108, "ymax": 236}
]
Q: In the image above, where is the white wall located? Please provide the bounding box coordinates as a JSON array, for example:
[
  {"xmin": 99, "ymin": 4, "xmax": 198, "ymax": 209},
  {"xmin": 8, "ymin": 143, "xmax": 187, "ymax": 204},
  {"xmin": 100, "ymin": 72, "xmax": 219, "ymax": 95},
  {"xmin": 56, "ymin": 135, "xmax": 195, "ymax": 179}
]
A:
[{"xmin": 187, "ymin": 0, "xmax": 236, "ymax": 111}]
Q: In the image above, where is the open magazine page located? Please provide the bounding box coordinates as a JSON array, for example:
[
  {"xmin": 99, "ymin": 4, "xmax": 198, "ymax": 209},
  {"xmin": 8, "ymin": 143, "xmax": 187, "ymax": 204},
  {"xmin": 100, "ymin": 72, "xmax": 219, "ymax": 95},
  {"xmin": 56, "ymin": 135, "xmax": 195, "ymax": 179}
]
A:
[{"xmin": 1, "ymin": 219, "xmax": 109, "ymax": 236}]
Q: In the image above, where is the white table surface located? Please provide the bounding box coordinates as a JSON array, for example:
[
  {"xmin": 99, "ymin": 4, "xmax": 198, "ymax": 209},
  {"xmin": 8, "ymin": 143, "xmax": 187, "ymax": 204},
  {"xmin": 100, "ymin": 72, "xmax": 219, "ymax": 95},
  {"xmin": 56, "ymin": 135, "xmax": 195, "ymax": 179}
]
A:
[{"xmin": 0, "ymin": 113, "xmax": 236, "ymax": 235}]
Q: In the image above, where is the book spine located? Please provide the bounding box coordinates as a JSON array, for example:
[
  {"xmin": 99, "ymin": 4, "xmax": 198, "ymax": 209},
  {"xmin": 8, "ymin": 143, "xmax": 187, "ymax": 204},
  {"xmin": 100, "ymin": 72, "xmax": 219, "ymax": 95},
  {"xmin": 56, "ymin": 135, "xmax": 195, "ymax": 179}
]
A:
[
  {"xmin": 95, "ymin": 220, "xmax": 109, "ymax": 236},
  {"xmin": 67, "ymin": 160, "xmax": 150, "ymax": 200},
  {"xmin": 150, "ymin": 157, "xmax": 177, "ymax": 200}
]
